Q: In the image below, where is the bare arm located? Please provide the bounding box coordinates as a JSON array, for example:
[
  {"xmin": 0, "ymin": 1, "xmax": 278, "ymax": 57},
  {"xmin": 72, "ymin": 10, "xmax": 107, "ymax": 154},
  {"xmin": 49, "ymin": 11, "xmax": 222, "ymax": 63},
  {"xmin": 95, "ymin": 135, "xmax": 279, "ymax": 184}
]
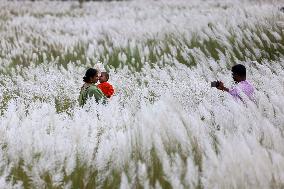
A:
[{"xmin": 216, "ymin": 81, "xmax": 229, "ymax": 92}]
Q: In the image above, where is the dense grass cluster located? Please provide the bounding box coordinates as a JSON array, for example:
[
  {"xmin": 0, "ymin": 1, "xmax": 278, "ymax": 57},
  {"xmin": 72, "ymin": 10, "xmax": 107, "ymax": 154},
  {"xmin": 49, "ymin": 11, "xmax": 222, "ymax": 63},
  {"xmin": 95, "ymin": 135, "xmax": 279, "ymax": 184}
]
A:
[{"xmin": 0, "ymin": 0, "xmax": 284, "ymax": 188}]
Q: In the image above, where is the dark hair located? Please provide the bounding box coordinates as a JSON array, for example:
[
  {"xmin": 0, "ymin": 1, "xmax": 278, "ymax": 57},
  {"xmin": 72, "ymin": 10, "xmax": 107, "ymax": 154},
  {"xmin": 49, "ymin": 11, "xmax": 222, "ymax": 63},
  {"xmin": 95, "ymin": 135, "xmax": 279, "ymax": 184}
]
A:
[
  {"xmin": 232, "ymin": 64, "xmax": 246, "ymax": 77},
  {"xmin": 83, "ymin": 68, "xmax": 98, "ymax": 83},
  {"xmin": 101, "ymin": 72, "xmax": 109, "ymax": 81}
]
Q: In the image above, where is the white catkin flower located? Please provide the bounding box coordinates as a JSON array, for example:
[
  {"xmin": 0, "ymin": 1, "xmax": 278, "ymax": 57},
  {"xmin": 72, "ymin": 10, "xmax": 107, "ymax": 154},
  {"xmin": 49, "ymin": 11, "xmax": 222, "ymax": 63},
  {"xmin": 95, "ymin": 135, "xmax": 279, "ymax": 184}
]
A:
[
  {"xmin": 94, "ymin": 62, "xmax": 105, "ymax": 73},
  {"xmin": 120, "ymin": 173, "xmax": 131, "ymax": 189},
  {"xmin": 0, "ymin": 0, "xmax": 283, "ymax": 188}
]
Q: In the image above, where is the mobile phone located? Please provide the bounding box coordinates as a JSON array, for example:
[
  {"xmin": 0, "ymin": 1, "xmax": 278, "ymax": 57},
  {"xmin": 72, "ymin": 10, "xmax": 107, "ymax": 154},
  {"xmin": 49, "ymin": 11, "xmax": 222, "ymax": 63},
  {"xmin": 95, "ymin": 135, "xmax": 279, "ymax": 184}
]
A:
[{"xmin": 211, "ymin": 81, "xmax": 219, "ymax": 87}]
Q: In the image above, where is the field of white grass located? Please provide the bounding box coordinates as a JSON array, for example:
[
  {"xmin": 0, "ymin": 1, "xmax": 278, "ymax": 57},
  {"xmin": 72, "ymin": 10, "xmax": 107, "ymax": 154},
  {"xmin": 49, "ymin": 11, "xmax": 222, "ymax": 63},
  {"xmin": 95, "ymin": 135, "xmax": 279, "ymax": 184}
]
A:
[{"xmin": 0, "ymin": 0, "xmax": 284, "ymax": 188}]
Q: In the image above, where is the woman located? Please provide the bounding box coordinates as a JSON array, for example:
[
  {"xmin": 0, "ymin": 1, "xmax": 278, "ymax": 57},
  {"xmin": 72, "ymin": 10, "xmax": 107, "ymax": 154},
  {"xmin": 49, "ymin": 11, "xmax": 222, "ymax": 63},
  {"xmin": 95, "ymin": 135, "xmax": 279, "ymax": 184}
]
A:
[{"xmin": 79, "ymin": 68, "xmax": 106, "ymax": 106}]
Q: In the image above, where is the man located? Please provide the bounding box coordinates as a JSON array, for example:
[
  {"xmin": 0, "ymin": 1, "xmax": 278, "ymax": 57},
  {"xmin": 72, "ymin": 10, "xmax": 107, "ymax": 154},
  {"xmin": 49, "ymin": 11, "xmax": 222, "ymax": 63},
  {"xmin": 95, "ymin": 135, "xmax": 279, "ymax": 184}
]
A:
[{"xmin": 216, "ymin": 64, "xmax": 255, "ymax": 102}]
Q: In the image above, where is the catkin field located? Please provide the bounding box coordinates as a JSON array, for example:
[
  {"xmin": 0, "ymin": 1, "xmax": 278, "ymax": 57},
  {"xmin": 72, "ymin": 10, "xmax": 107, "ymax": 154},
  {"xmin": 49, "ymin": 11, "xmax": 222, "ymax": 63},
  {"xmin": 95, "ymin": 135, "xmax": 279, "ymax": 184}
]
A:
[{"xmin": 0, "ymin": 0, "xmax": 284, "ymax": 188}]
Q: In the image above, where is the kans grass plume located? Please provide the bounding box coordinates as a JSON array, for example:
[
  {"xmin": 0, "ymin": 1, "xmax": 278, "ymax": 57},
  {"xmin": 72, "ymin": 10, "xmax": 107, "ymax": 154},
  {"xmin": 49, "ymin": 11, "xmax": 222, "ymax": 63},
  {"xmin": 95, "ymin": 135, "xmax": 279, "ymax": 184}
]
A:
[{"xmin": 0, "ymin": 0, "xmax": 283, "ymax": 188}]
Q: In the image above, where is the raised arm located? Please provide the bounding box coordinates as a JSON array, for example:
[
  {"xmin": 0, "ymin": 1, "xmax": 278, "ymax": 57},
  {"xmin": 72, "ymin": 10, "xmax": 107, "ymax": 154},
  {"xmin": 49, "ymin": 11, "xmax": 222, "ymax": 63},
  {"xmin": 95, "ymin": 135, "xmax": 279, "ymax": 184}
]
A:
[{"xmin": 216, "ymin": 81, "xmax": 229, "ymax": 92}]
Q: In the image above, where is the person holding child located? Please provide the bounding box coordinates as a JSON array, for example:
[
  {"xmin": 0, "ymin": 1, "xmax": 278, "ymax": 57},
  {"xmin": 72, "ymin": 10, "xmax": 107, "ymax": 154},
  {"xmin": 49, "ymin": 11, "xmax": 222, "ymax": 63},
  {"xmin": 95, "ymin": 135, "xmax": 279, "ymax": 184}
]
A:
[
  {"xmin": 79, "ymin": 68, "xmax": 106, "ymax": 106},
  {"xmin": 97, "ymin": 72, "xmax": 114, "ymax": 98}
]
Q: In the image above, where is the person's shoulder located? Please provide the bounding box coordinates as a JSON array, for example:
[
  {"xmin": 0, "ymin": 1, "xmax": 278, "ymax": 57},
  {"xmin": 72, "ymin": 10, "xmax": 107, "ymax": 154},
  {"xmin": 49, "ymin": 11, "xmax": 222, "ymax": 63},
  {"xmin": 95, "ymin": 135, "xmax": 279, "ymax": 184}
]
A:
[
  {"xmin": 240, "ymin": 80, "xmax": 254, "ymax": 92},
  {"xmin": 88, "ymin": 84, "xmax": 100, "ymax": 91},
  {"xmin": 99, "ymin": 82, "xmax": 113, "ymax": 88},
  {"xmin": 239, "ymin": 80, "xmax": 250, "ymax": 85},
  {"xmin": 243, "ymin": 80, "xmax": 254, "ymax": 87},
  {"xmin": 104, "ymin": 82, "xmax": 113, "ymax": 87}
]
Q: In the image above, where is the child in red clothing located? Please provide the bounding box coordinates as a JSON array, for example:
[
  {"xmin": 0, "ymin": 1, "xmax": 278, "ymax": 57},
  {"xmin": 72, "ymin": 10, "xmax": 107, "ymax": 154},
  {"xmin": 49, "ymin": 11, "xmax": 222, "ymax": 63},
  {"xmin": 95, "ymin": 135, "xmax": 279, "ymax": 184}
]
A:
[{"xmin": 97, "ymin": 72, "xmax": 114, "ymax": 98}]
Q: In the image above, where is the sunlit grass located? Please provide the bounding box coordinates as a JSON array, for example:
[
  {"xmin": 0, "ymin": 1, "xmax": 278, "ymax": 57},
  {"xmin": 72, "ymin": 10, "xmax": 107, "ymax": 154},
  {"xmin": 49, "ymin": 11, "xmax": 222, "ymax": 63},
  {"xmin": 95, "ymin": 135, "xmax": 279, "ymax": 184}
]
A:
[{"xmin": 0, "ymin": 0, "xmax": 283, "ymax": 188}]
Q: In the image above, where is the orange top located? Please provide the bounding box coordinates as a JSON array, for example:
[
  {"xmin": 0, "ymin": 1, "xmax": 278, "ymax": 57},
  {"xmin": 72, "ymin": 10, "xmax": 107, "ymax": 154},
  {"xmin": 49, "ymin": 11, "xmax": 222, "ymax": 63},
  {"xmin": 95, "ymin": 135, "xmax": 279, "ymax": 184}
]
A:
[{"xmin": 97, "ymin": 82, "xmax": 114, "ymax": 98}]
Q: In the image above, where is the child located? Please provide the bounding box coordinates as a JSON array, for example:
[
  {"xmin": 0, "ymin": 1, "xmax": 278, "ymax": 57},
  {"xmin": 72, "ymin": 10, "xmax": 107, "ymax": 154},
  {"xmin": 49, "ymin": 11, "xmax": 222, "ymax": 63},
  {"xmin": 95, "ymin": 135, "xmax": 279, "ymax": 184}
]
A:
[{"xmin": 97, "ymin": 72, "xmax": 114, "ymax": 98}]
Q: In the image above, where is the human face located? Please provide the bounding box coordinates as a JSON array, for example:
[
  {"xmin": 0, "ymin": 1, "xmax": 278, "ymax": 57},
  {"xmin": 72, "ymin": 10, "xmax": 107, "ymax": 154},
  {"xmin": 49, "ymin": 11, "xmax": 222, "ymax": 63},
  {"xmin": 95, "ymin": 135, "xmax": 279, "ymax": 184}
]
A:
[
  {"xmin": 90, "ymin": 74, "xmax": 99, "ymax": 83},
  {"xmin": 99, "ymin": 73, "xmax": 108, "ymax": 83},
  {"xmin": 232, "ymin": 72, "xmax": 241, "ymax": 83}
]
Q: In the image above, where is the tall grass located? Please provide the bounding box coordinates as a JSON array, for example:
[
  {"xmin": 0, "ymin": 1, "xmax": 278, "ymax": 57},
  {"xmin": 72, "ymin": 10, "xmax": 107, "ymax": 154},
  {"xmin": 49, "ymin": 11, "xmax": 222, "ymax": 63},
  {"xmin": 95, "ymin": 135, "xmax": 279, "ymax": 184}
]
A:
[{"xmin": 0, "ymin": 0, "xmax": 284, "ymax": 188}]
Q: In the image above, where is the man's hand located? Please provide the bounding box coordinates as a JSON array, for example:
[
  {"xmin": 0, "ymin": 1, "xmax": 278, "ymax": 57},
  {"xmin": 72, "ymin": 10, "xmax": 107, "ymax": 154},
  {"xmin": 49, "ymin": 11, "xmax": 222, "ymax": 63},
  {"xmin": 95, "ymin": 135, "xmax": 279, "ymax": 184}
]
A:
[
  {"xmin": 216, "ymin": 81, "xmax": 229, "ymax": 92},
  {"xmin": 216, "ymin": 81, "xmax": 224, "ymax": 90}
]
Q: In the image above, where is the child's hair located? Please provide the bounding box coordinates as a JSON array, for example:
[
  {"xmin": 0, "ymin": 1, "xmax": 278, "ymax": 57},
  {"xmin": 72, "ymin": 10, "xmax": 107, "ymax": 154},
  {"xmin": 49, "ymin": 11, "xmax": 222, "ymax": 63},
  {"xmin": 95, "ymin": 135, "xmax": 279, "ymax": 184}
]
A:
[
  {"xmin": 83, "ymin": 68, "xmax": 98, "ymax": 82},
  {"xmin": 101, "ymin": 72, "xmax": 109, "ymax": 81},
  {"xmin": 232, "ymin": 64, "xmax": 246, "ymax": 77}
]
